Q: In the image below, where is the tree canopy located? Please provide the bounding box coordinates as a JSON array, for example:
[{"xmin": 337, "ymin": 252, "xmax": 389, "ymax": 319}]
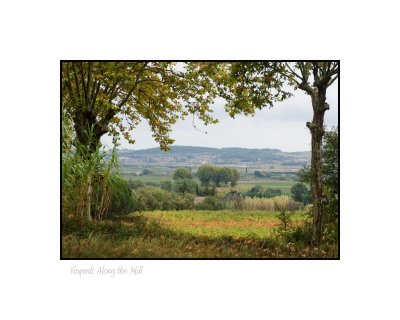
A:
[{"xmin": 61, "ymin": 62, "xmax": 218, "ymax": 151}]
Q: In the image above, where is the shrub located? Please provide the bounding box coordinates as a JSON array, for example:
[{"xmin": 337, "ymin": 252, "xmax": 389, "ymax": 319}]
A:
[
  {"xmin": 245, "ymin": 186, "xmax": 282, "ymax": 199},
  {"xmin": 172, "ymin": 178, "xmax": 197, "ymax": 195},
  {"xmin": 141, "ymin": 169, "xmax": 153, "ymax": 175},
  {"xmin": 254, "ymin": 170, "xmax": 265, "ymax": 178},
  {"xmin": 290, "ymin": 183, "xmax": 311, "ymax": 204},
  {"xmin": 196, "ymin": 185, "xmax": 216, "ymax": 196},
  {"xmin": 128, "ymin": 179, "xmax": 144, "ymax": 190},
  {"xmin": 195, "ymin": 196, "xmax": 225, "ymax": 210},
  {"xmin": 173, "ymin": 167, "xmax": 192, "ymax": 180},
  {"xmin": 107, "ymin": 175, "xmax": 134, "ymax": 216},
  {"xmin": 144, "ymin": 181, "xmax": 160, "ymax": 187},
  {"xmin": 131, "ymin": 187, "xmax": 195, "ymax": 211},
  {"xmin": 160, "ymin": 180, "xmax": 173, "ymax": 191}
]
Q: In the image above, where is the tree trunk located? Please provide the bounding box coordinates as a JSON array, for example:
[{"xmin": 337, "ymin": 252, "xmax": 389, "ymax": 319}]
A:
[{"xmin": 307, "ymin": 91, "xmax": 328, "ymax": 247}]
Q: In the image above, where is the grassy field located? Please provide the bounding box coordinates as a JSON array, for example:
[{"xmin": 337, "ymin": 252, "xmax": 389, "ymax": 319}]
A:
[
  {"xmin": 142, "ymin": 210, "xmax": 306, "ymax": 238},
  {"xmin": 62, "ymin": 209, "xmax": 338, "ymax": 259}
]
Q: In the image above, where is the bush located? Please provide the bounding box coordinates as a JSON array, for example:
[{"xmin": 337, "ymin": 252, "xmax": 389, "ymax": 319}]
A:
[
  {"xmin": 245, "ymin": 186, "xmax": 282, "ymax": 199},
  {"xmin": 290, "ymin": 183, "xmax": 310, "ymax": 204},
  {"xmin": 132, "ymin": 187, "xmax": 195, "ymax": 211},
  {"xmin": 160, "ymin": 180, "xmax": 172, "ymax": 191},
  {"xmin": 196, "ymin": 185, "xmax": 216, "ymax": 196},
  {"xmin": 172, "ymin": 178, "xmax": 197, "ymax": 195},
  {"xmin": 173, "ymin": 167, "xmax": 192, "ymax": 180},
  {"xmin": 128, "ymin": 179, "xmax": 144, "ymax": 190},
  {"xmin": 107, "ymin": 175, "xmax": 135, "ymax": 216},
  {"xmin": 254, "ymin": 170, "xmax": 265, "ymax": 178},
  {"xmin": 144, "ymin": 181, "xmax": 160, "ymax": 187},
  {"xmin": 195, "ymin": 196, "xmax": 225, "ymax": 210}
]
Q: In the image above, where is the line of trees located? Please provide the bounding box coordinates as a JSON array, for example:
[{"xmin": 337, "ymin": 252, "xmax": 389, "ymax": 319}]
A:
[{"xmin": 197, "ymin": 165, "xmax": 240, "ymax": 187}]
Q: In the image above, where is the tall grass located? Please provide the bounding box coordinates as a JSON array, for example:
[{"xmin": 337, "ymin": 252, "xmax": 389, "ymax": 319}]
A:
[
  {"xmin": 238, "ymin": 195, "xmax": 300, "ymax": 211},
  {"xmin": 62, "ymin": 107, "xmax": 118, "ymax": 221}
]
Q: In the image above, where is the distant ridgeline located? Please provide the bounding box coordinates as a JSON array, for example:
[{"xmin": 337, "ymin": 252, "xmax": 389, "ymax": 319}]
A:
[{"xmin": 117, "ymin": 146, "xmax": 311, "ymax": 167}]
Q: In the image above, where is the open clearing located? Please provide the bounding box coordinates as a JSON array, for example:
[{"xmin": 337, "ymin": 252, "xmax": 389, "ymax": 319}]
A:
[{"xmin": 62, "ymin": 210, "xmax": 337, "ymax": 259}]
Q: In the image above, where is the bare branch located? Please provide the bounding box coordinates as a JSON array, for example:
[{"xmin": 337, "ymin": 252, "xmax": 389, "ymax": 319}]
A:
[
  {"xmin": 297, "ymin": 62, "xmax": 310, "ymax": 83},
  {"xmin": 327, "ymin": 74, "xmax": 338, "ymax": 87},
  {"xmin": 285, "ymin": 62, "xmax": 303, "ymax": 81},
  {"xmin": 71, "ymin": 63, "xmax": 81, "ymax": 100}
]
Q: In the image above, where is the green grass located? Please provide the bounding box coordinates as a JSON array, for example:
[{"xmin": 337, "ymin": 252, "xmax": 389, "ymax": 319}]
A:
[
  {"xmin": 143, "ymin": 210, "xmax": 306, "ymax": 238},
  {"xmin": 62, "ymin": 209, "xmax": 338, "ymax": 259}
]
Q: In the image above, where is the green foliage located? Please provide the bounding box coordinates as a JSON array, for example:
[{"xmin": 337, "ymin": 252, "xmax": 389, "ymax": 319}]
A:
[
  {"xmin": 197, "ymin": 164, "xmax": 240, "ymax": 187},
  {"xmin": 278, "ymin": 223, "xmax": 313, "ymax": 246},
  {"xmin": 128, "ymin": 179, "xmax": 144, "ymax": 190},
  {"xmin": 172, "ymin": 167, "xmax": 192, "ymax": 180},
  {"xmin": 132, "ymin": 187, "xmax": 195, "ymax": 211},
  {"xmin": 141, "ymin": 169, "xmax": 153, "ymax": 176},
  {"xmin": 274, "ymin": 199, "xmax": 293, "ymax": 231},
  {"xmin": 187, "ymin": 62, "xmax": 292, "ymax": 118},
  {"xmin": 62, "ymin": 115, "xmax": 118, "ymax": 220},
  {"xmin": 172, "ymin": 178, "xmax": 197, "ymax": 195},
  {"xmin": 197, "ymin": 164, "xmax": 218, "ymax": 186},
  {"xmin": 195, "ymin": 185, "xmax": 217, "ymax": 196},
  {"xmin": 195, "ymin": 196, "xmax": 225, "ymax": 210},
  {"xmin": 107, "ymin": 175, "xmax": 134, "ymax": 216},
  {"xmin": 160, "ymin": 180, "xmax": 173, "ymax": 191},
  {"xmin": 245, "ymin": 186, "xmax": 282, "ymax": 199},
  {"xmin": 62, "ymin": 62, "xmax": 219, "ymax": 151},
  {"xmin": 254, "ymin": 170, "xmax": 265, "ymax": 178},
  {"xmin": 298, "ymin": 127, "xmax": 338, "ymax": 221},
  {"xmin": 290, "ymin": 183, "xmax": 311, "ymax": 204}
]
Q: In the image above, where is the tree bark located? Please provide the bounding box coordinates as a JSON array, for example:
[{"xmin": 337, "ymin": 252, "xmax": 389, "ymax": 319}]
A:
[{"xmin": 307, "ymin": 89, "xmax": 328, "ymax": 247}]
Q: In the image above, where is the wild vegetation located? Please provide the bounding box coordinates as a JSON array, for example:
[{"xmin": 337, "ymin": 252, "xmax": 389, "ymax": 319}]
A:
[{"xmin": 61, "ymin": 61, "xmax": 339, "ymax": 258}]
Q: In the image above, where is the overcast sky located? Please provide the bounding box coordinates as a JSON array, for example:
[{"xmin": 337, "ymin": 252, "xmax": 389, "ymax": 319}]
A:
[{"xmin": 102, "ymin": 81, "xmax": 338, "ymax": 152}]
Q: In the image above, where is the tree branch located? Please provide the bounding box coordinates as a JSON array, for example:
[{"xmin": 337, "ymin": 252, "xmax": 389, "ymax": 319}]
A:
[
  {"xmin": 78, "ymin": 62, "xmax": 88, "ymax": 107},
  {"xmin": 71, "ymin": 63, "xmax": 81, "ymax": 101},
  {"xmin": 117, "ymin": 62, "xmax": 149, "ymax": 108},
  {"xmin": 285, "ymin": 62, "xmax": 303, "ymax": 81},
  {"xmin": 327, "ymin": 74, "xmax": 338, "ymax": 87},
  {"xmin": 299, "ymin": 81, "xmax": 317, "ymax": 98}
]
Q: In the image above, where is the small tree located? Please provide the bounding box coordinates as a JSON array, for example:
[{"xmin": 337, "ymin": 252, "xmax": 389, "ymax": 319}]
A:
[
  {"xmin": 197, "ymin": 164, "xmax": 217, "ymax": 186},
  {"xmin": 173, "ymin": 167, "xmax": 192, "ymax": 180},
  {"xmin": 173, "ymin": 178, "xmax": 197, "ymax": 195},
  {"xmin": 291, "ymin": 183, "xmax": 310, "ymax": 204},
  {"xmin": 230, "ymin": 168, "xmax": 240, "ymax": 187},
  {"xmin": 218, "ymin": 167, "xmax": 232, "ymax": 185}
]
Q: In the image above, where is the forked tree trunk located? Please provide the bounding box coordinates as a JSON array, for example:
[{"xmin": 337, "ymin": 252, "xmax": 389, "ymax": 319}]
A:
[{"xmin": 307, "ymin": 90, "xmax": 329, "ymax": 247}]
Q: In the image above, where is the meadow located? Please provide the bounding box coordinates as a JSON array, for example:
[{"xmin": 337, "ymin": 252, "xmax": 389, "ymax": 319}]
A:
[{"xmin": 62, "ymin": 209, "xmax": 337, "ymax": 259}]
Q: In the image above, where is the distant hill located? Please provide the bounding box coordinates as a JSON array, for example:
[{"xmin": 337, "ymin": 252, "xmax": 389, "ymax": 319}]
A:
[{"xmin": 117, "ymin": 146, "xmax": 310, "ymax": 167}]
